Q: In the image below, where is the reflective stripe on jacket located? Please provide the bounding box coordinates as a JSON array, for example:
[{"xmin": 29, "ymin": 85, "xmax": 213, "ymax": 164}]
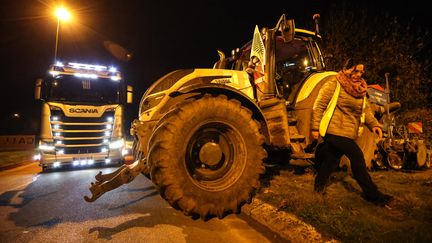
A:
[{"xmin": 312, "ymin": 77, "xmax": 382, "ymax": 139}]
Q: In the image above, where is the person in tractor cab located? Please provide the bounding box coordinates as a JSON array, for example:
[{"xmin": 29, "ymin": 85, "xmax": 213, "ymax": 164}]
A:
[{"xmin": 311, "ymin": 58, "xmax": 394, "ymax": 206}]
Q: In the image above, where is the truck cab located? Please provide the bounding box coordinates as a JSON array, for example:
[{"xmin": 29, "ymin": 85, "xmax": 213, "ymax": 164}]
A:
[{"xmin": 35, "ymin": 61, "xmax": 133, "ymax": 171}]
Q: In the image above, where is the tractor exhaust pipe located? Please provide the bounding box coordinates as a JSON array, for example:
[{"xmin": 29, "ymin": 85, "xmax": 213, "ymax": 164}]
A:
[{"xmin": 313, "ymin": 14, "xmax": 320, "ymax": 36}]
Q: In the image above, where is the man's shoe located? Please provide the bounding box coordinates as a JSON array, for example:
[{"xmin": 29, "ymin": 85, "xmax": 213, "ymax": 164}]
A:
[{"xmin": 364, "ymin": 193, "xmax": 394, "ymax": 206}]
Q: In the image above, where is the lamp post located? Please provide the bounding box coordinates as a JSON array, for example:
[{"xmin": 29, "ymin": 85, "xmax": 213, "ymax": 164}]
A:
[{"xmin": 54, "ymin": 7, "xmax": 71, "ymax": 62}]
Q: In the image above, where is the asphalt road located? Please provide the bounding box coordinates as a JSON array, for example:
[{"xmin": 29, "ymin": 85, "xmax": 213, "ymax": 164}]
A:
[{"xmin": 0, "ymin": 162, "xmax": 278, "ymax": 243}]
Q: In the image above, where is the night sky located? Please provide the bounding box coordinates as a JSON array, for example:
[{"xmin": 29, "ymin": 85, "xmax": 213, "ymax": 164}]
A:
[{"xmin": 0, "ymin": 0, "xmax": 429, "ymax": 134}]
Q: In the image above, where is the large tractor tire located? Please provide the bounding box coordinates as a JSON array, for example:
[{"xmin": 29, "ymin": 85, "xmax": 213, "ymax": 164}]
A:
[
  {"xmin": 132, "ymin": 138, "xmax": 150, "ymax": 178},
  {"xmin": 147, "ymin": 94, "xmax": 266, "ymax": 219}
]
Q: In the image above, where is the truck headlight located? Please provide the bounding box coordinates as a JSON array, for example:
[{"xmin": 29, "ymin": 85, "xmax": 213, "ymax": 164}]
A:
[
  {"xmin": 39, "ymin": 143, "xmax": 55, "ymax": 151},
  {"xmin": 109, "ymin": 139, "xmax": 124, "ymax": 149},
  {"xmin": 33, "ymin": 154, "xmax": 41, "ymax": 160}
]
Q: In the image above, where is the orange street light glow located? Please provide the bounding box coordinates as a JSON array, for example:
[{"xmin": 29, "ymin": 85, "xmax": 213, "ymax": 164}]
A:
[
  {"xmin": 53, "ymin": 7, "xmax": 72, "ymax": 62},
  {"xmin": 55, "ymin": 7, "xmax": 71, "ymax": 21}
]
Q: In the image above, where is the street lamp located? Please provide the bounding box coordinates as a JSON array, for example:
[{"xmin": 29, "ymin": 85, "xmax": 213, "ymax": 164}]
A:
[{"xmin": 54, "ymin": 7, "xmax": 71, "ymax": 62}]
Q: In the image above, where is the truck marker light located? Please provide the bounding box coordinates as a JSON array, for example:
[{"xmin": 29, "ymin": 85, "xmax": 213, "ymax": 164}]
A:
[
  {"xmin": 69, "ymin": 62, "xmax": 107, "ymax": 71},
  {"xmin": 56, "ymin": 140, "xmax": 62, "ymax": 145},
  {"xmin": 49, "ymin": 71, "xmax": 60, "ymax": 77},
  {"xmin": 53, "ymin": 124, "xmax": 60, "ymax": 129},
  {"xmin": 39, "ymin": 144, "xmax": 55, "ymax": 151},
  {"xmin": 106, "ymin": 124, "xmax": 112, "ymax": 129},
  {"xmin": 105, "ymin": 158, "xmax": 111, "ymax": 164},
  {"xmin": 109, "ymin": 67, "xmax": 117, "ymax": 72},
  {"xmin": 80, "ymin": 160, "xmax": 87, "ymax": 166},
  {"xmin": 103, "ymin": 139, "xmax": 109, "ymax": 144},
  {"xmin": 53, "ymin": 162, "xmax": 61, "ymax": 168},
  {"xmin": 57, "ymin": 149, "xmax": 64, "ymax": 154},
  {"xmin": 55, "ymin": 61, "xmax": 64, "ymax": 67},
  {"xmin": 51, "ymin": 116, "xmax": 59, "ymax": 121},
  {"xmin": 88, "ymin": 159, "xmax": 94, "ymax": 165},
  {"xmin": 74, "ymin": 73, "xmax": 98, "ymax": 79},
  {"xmin": 73, "ymin": 160, "xmax": 80, "ymax": 166},
  {"xmin": 104, "ymin": 131, "xmax": 111, "ymax": 136},
  {"xmin": 33, "ymin": 154, "xmax": 41, "ymax": 160},
  {"xmin": 110, "ymin": 76, "xmax": 120, "ymax": 81},
  {"xmin": 55, "ymin": 132, "xmax": 61, "ymax": 137},
  {"xmin": 107, "ymin": 117, "xmax": 114, "ymax": 122},
  {"xmin": 101, "ymin": 147, "xmax": 108, "ymax": 153}
]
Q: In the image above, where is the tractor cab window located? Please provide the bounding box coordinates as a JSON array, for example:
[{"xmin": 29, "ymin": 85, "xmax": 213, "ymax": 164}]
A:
[{"xmin": 275, "ymin": 38, "xmax": 313, "ymax": 101}]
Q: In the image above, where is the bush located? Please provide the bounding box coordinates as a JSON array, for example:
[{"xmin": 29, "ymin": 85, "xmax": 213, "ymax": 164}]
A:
[{"xmin": 320, "ymin": 1, "xmax": 431, "ymax": 111}]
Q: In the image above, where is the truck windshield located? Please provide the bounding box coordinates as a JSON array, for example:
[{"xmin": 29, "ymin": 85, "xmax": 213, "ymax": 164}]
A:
[{"xmin": 46, "ymin": 75, "xmax": 121, "ymax": 104}]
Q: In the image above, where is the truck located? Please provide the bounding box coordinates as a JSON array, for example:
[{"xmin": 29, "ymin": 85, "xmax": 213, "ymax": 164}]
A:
[
  {"xmin": 83, "ymin": 14, "xmax": 391, "ymax": 219},
  {"xmin": 34, "ymin": 61, "xmax": 133, "ymax": 171}
]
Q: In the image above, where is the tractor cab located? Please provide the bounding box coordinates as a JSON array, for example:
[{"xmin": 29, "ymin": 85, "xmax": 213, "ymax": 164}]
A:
[{"xmin": 214, "ymin": 21, "xmax": 326, "ymax": 105}]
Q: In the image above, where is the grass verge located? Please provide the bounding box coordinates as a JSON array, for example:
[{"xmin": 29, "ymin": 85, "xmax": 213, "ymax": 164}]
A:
[{"xmin": 257, "ymin": 166, "xmax": 432, "ymax": 242}]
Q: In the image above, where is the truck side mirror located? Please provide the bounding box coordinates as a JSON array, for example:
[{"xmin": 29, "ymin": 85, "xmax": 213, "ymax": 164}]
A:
[
  {"xmin": 35, "ymin": 78, "xmax": 42, "ymax": 100},
  {"xmin": 127, "ymin": 85, "xmax": 133, "ymax": 104}
]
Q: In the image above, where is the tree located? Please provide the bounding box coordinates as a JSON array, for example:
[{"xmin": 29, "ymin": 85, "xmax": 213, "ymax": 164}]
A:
[{"xmin": 320, "ymin": 2, "xmax": 431, "ymax": 111}]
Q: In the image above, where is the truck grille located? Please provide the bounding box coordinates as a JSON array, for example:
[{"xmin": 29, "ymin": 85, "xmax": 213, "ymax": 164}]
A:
[{"xmin": 51, "ymin": 110, "xmax": 115, "ymax": 155}]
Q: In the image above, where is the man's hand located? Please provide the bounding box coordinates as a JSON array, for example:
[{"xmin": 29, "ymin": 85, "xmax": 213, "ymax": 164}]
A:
[
  {"xmin": 312, "ymin": 131, "xmax": 319, "ymax": 140},
  {"xmin": 372, "ymin": 127, "xmax": 383, "ymax": 139}
]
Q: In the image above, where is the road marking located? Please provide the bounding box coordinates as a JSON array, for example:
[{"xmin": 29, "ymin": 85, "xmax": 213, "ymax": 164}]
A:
[
  {"xmin": 10, "ymin": 190, "xmax": 24, "ymax": 205},
  {"xmin": 0, "ymin": 174, "xmax": 40, "ymax": 195}
]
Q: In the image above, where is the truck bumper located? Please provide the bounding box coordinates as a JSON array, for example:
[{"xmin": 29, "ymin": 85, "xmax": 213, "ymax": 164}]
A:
[{"xmin": 39, "ymin": 149, "xmax": 123, "ymax": 169}]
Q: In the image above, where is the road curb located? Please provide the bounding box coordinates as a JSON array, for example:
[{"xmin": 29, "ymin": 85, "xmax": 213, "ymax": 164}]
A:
[{"xmin": 242, "ymin": 198, "xmax": 338, "ymax": 243}]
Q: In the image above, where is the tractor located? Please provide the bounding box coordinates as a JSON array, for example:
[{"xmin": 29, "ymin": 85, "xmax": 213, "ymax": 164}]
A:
[{"xmin": 84, "ymin": 14, "xmax": 392, "ymax": 219}]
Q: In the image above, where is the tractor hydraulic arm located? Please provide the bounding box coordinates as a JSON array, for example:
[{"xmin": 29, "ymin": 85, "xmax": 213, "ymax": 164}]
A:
[{"xmin": 84, "ymin": 158, "xmax": 147, "ymax": 202}]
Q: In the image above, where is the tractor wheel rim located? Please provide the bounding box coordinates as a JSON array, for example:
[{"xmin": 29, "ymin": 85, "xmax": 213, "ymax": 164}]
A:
[{"xmin": 185, "ymin": 121, "xmax": 245, "ymax": 191}]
